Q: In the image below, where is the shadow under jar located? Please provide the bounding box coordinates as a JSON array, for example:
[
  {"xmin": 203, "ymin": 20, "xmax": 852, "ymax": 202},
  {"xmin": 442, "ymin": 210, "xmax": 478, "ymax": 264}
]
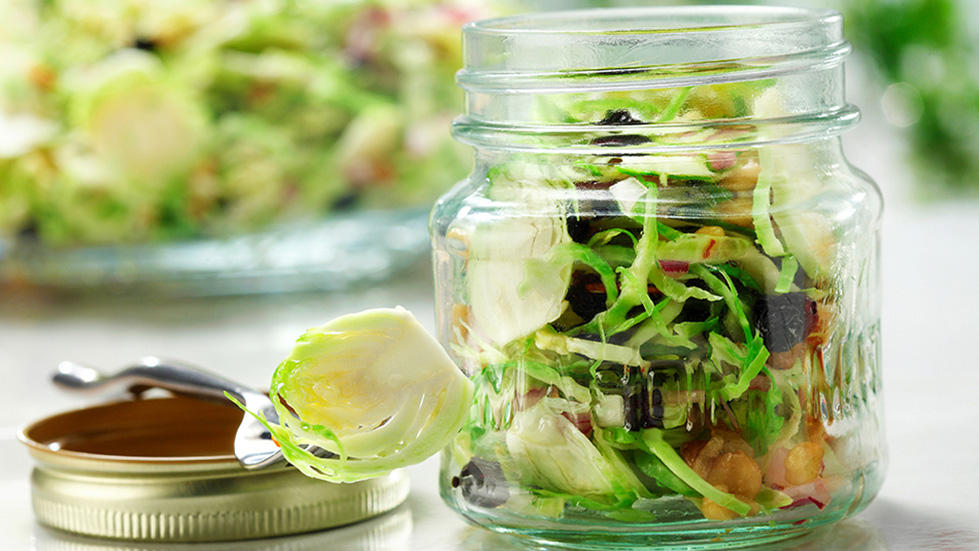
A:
[{"xmin": 430, "ymin": 6, "xmax": 884, "ymax": 550}]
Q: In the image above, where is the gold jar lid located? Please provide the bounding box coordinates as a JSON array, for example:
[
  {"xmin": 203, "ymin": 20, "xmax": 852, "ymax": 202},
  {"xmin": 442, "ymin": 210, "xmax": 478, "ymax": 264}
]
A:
[{"xmin": 18, "ymin": 396, "xmax": 410, "ymax": 542}]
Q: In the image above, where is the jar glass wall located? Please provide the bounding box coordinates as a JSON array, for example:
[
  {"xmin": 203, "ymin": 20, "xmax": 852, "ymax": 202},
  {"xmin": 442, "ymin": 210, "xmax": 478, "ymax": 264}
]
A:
[{"xmin": 431, "ymin": 6, "xmax": 883, "ymax": 549}]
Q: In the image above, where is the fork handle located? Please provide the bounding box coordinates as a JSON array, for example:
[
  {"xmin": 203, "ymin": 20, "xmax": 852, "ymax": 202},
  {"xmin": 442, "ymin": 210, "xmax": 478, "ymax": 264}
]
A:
[{"xmin": 53, "ymin": 356, "xmax": 267, "ymax": 408}]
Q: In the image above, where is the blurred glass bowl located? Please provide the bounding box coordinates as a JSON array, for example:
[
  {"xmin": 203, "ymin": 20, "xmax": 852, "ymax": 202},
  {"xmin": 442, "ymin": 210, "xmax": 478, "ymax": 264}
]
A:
[
  {"xmin": 0, "ymin": 0, "xmax": 491, "ymax": 294},
  {"xmin": 0, "ymin": 207, "xmax": 430, "ymax": 295}
]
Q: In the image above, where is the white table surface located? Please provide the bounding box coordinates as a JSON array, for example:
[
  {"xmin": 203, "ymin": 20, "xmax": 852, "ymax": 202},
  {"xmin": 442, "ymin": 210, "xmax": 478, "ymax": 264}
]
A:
[{"xmin": 3, "ymin": 119, "xmax": 979, "ymax": 550}]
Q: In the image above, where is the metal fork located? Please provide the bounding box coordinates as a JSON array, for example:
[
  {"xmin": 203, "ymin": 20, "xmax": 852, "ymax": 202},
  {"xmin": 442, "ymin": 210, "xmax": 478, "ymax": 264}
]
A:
[{"xmin": 52, "ymin": 356, "xmax": 321, "ymax": 469}]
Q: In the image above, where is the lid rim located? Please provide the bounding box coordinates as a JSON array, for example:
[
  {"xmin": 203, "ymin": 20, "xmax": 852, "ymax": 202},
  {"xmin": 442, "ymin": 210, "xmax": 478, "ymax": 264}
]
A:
[{"xmin": 30, "ymin": 469, "xmax": 411, "ymax": 542}]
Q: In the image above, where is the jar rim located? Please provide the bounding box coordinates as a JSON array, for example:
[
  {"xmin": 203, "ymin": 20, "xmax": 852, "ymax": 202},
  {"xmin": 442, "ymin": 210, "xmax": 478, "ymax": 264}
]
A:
[
  {"xmin": 454, "ymin": 6, "xmax": 857, "ymax": 151},
  {"xmin": 458, "ymin": 6, "xmax": 847, "ymax": 94},
  {"xmin": 464, "ymin": 5, "xmax": 840, "ymax": 36}
]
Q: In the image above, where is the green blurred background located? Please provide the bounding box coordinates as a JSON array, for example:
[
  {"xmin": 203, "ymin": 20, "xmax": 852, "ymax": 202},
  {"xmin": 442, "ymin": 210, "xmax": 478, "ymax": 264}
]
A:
[
  {"xmin": 586, "ymin": 0, "xmax": 979, "ymax": 200},
  {"xmin": 0, "ymin": 0, "xmax": 975, "ymax": 253},
  {"xmin": 843, "ymin": 0, "xmax": 978, "ymax": 199}
]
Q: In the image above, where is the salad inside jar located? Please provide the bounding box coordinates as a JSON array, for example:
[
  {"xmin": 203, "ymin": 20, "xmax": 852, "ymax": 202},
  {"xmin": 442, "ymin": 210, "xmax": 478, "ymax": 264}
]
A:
[{"xmin": 434, "ymin": 82, "xmax": 880, "ymax": 525}]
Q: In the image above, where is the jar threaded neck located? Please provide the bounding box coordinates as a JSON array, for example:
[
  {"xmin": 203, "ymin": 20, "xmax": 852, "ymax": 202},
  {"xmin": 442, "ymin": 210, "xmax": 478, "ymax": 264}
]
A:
[{"xmin": 454, "ymin": 6, "xmax": 857, "ymax": 152}]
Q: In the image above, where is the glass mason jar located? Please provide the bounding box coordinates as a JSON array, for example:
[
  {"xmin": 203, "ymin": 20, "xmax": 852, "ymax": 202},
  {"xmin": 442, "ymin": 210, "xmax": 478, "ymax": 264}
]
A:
[{"xmin": 430, "ymin": 6, "xmax": 884, "ymax": 549}]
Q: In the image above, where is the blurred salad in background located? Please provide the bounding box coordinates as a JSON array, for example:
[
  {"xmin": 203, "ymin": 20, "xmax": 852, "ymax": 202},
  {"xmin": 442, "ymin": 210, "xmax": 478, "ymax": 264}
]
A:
[
  {"xmin": 0, "ymin": 0, "xmax": 973, "ymax": 255},
  {"xmin": 0, "ymin": 0, "xmax": 511, "ymax": 247}
]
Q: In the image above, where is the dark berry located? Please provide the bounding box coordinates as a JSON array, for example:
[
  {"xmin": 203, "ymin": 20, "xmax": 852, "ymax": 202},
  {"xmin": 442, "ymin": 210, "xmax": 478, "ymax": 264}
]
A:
[
  {"xmin": 331, "ymin": 192, "xmax": 360, "ymax": 210},
  {"xmin": 17, "ymin": 218, "xmax": 39, "ymax": 240},
  {"xmin": 591, "ymin": 134, "xmax": 652, "ymax": 147},
  {"xmin": 599, "ymin": 109, "xmax": 644, "ymax": 126},
  {"xmin": 133, "ymin": 37, "xmax": 158, "ymax": 51},
  {"xmin": 773, "ymin": 256, "xmax": 811, "ymax": 288},
  {"xmin": 754, "ymin": 292, "xmax": 818, "ymax": 353},
  {"xmin": 457, "ymin": 457, "xmax": 509, "ymax": 508},
  {"xmin": 564, "ymin": 271, "xmax": 608, "ymax": 322},
  {"xmin": 566, "ymin": 214, "xmax": 591, "ymax": 242}
]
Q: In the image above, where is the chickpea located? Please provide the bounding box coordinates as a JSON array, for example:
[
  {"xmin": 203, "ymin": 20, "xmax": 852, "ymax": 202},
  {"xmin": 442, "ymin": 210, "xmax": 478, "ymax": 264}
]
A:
[
  {"xmin": 713, "ymin": 428, "xmax": 755, "ymax": 458},
  {"xmin": 699, "ymin": 484, "xmax": 761, "ymax": 520},
  {"xmin": 446, "ymin": 227, "xmax": 471, "ymax": 259},
  {"xmin": 700, "ymin": 490, "xmax": 740, "ymax": 521},
  {"xmin": 719, "ymin": 157, "xmax": 761, "ymax": 192},
  {"xmin": 700, "ymin": 484, "xmax": 761, "ymax": 520},
  {"xmin": 715, "ymin": 195, "xmax": 754, "ymax": 227},
  {"xmin": 784, "ymin": 441, "xmax": 825, "ymax": 486},
  {"xmin": 768, "ymin": 341, "xmax": 807, "ymax": 370},
  {"xmin": 807, "ymin": 417, "xmax": 828, "ymax": 444},
  {"xmin": 808, "ymin": 301, "xmax": 835, "ymax": 342},
  {"xmin": 451, "ymin": 303, "xmax": 472, "ymax": 342},
  {"xmin": 694, "ymin": 225, "xmax": 726, "ymax": 238},
  {"xmin": 682, "ymin": 436, "xmax": 723, "ymax": 479},
  {"xmin": 683, "ymin": 428, "xmax": 756, "ymax": 479},
  {"xmin": 787, "ymin": 212, "xmax": 835, "ymax": 270},
  {"xmin": 707, "ymin": 451, "xmax": 763, "ymax": 500},
  {"xmin": 708, "ymin": 151, "xmax": 737, "ymax": 172},
  {"xmin": 681, "ymin": 438, "xmax": 707, "ymax": 464}
]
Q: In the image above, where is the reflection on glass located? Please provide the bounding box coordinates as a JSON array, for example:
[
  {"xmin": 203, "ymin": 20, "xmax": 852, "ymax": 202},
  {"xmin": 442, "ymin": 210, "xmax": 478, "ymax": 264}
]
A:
[
  {"xmin": 456, "ymin": 518, "xmax": 888, "ymax": 551},
  {"xmin": 753, "ymin": 519, "xmax": 889, "ymax": 551}
]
